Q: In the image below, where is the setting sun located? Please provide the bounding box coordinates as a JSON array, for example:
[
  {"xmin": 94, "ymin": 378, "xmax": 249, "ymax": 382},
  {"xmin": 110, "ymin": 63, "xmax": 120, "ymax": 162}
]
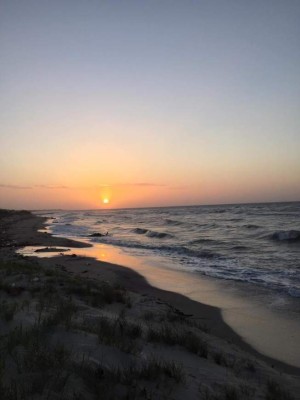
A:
[{"xmin": 102, "ymin": 198, "xmax": 110, "ymax": 204}]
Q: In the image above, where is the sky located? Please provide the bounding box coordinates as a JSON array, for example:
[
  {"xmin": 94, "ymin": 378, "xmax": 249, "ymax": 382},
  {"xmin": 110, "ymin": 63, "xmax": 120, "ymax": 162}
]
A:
[{"xmin": 0, "ymin": 0, "xmax": 299, "ymax": 209}]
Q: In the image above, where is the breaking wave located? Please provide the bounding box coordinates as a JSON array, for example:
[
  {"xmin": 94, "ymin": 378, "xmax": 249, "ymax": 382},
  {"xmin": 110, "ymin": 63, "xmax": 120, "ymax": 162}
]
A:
[
  {"xmin": 244, "ymin": 224, "xmax": 260, "ymax": 229},
  {"xmin": 189, "ymin": 238, "xmax": 219, "ymax": 245},
  {"xmin": 146, "ymin": 230, "xmax": 173, "ymax": 239},
  {"xmin": 270, "ymin": 230, "xmax": 300, "ymax": 242},
  {"xmin": 164, "ymin": 218, "xmax": 183, "ymax": 226},
  {"xmin": 132, "ymin": 228, "xmax": 148, "ymax": 234},
  {"xmin": 90, "ymin": 235, "xmax": 220, "ymax": 259},
  {"xmin": 132, "ymin": 228, "xmax": 173, "ymax": 238}
]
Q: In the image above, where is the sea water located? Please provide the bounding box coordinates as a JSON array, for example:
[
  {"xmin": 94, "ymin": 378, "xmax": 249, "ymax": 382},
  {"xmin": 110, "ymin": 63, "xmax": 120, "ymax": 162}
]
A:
[{"xmin": 36, "ymin": 202, "xmax": 300, "ymax": 299}]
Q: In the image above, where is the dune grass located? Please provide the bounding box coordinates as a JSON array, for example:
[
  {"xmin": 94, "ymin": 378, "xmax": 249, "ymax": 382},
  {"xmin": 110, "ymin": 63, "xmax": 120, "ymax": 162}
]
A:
[
  {"xmin": 66, "ymin": 278, "xmax": 131, "ymax": 308},
  {"xmin": 0, "ymin": 258, "xmax": 297, "ymax": 400},
  {"xmin": 147, "ymin": 323, "xmax": 208, "ymax": 358},
  {"xmin": 265, "ymin": 380, "xmax": 294, "ymax": 400},
  {"xmin": 0, "ymin": 300, "xmax": 18, "ymax": 322},
  {"xmin": 75, "ymin": 356, "xmax": 185, "ymax": 399}
]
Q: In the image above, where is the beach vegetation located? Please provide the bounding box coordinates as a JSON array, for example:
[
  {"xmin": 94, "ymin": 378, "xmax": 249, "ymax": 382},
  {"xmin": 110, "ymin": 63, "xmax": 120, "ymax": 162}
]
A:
[
  {"xmin": 161, "ymin": 309, "xmax": 210, "ymax": 333},
  {"xmin": 66, "ymin": 278, "xmax": 129, "ymax": 307},
  {"xmin": 0, "ymin": 341, "xmax": 72, "ymax": 399},
  {"xmin": 142, "ymin": 310, "xmax": 155, "ymax": 321},
  {"xmin": 147, "ymin": 323, "xmax": 208, "ymax": 358},
  {"xmin": 0, "ymin": 261, "xmax": 41, "ymax": 282},
  {"xmin": 42, "ymin": 298, "xmax": 78, "ymax": 330},
  {"xmin": 212, "ymin": 350, "xmax": 236, "ymax": 369},
  {"xmin": 239, "ymin": 382, "xmax": 256, "ymax": 398},
  {"xmin": 222, "ymin": 384, "xmax": 240, "ymax": 400},
  {"xmin": 75, "ymin": 314, "xmax": 143, "ymax": 353},
  {"xmin": 133, "ymin": 357, "xmax": 185, "ymax": 383},
  {"xmin": 244, "ymin": 359, "xmax": 256, "ymax": 373},
  {"xmin": 75, "ymin": 356, "xmax": 185, "ymax": 399},
  {"xmin": 0, "ymin": 300, "xmax": 18, "ymax": 321},
  {"xmin": 4, "ymin": 324, "xmax": 42, "ymax": 354},
  {"xmin": 265, "ymin": 380, "xmax": 294, "ymax": 400},
  {"xmin": 199, "ymin": 382, "xmax": 255, "ymax": 400},
  {"xmin": 0, "ymin": 247, "xmax": 297, "ymax": 399}
]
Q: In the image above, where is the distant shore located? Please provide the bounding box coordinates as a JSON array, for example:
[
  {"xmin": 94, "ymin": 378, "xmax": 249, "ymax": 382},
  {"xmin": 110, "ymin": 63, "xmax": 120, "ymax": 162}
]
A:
[{"xmin": 0, "ymin": 209, "xmax": 299, "ymax": 399}]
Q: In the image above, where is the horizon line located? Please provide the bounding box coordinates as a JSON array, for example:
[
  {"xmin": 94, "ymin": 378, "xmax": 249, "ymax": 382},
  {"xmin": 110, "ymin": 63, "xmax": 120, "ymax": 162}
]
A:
[{"xmin": 9, "ymin": 199, "xmax": 299, "ymax": 212}]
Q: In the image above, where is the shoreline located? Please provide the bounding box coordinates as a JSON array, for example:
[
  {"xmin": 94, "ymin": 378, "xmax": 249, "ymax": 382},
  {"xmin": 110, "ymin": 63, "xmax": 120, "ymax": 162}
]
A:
[
  {"xmin": 2, "ymin": 209, "xmax": 299, "ymax": 375},
  {"xmin": 20, "ymin": 241, "xmax": 300, "ymax": 372},
  {"xmin": 1, "ymin": 209, "xmax": 300, "ymax": 398}
]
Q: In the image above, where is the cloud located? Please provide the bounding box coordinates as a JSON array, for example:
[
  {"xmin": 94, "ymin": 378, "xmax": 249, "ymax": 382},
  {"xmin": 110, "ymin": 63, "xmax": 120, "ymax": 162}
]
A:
[
  {"xmin": 0, "ymin": 184, "xmax": 32, "ymax": 189},
  {"xmin": 34, "ymin": 185, "xmax": 69, "ymax": 189},
  {"xmin": 97, "ymin": 183, "xmax": 167, "ymax": 188},
  {"xmin": 1, "ymin": 182, "xmax": 166, "ymax": 191},
  {"xmin": 126, "ymin": 183, "xmax": 167, "ymax": 187},
  {"xmin": 0, "ymin": 184, "xmax": 69, "ymax": 190}
]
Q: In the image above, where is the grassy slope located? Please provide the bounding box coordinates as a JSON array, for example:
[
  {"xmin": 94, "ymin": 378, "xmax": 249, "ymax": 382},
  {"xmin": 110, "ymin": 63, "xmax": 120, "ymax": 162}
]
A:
[{"xmin": 0, "ymin": 257, "xmax": 296, "ymax": 400}]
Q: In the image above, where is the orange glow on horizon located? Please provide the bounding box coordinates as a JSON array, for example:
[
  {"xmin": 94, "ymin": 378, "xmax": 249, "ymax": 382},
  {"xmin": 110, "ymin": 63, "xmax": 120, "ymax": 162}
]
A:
[{"xmin": 1, "ymin": 173, "xmax": 300, "ymax": 210}]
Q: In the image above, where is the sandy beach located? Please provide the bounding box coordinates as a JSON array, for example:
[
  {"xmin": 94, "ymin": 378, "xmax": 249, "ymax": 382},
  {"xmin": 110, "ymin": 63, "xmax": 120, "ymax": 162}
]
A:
[{"xmin": 0, "ymin": 209, "xmax": 299, "ymax": 399}]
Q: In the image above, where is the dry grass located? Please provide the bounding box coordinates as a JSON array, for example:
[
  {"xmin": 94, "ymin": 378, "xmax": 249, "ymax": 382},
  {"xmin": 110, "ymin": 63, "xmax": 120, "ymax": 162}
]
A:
[
  {"xmin": 265, "ymin": 380, "xmax": 294, "ymax": 400},
  {"xmin": 75, "ymin": 314, "xmax": 143, "ymax": 354},
  {"xmin": 199, "ymin": 382, "xmax": 256, "ymax": 400},
  {"xmin": 0, "ymin": 301, "xmax": 18, "ymax": 322},
  {"xmin": 75, "ymin": 356, "xmax": 185, "ymax": 399},
  {"xmin": 0, "ymin": 257, "xmax": 297, "ymax": 400},
  {"xmin": 147, "ymin": 323, "xmax": 208, "ymax": 358}
]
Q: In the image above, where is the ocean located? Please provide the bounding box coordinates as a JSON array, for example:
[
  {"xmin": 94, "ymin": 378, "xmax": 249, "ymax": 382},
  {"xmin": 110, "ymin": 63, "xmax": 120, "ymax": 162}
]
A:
[{"xmin": 36, "ymin": 202, "xmax": 300, "ymax": 299}]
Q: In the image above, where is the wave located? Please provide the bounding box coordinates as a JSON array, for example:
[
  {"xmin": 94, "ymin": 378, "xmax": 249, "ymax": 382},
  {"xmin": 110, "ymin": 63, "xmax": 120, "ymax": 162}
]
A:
[
  {"xmin": 132, "ymin": 228, "xmax": 148, "ymax": 234},
  {"xmin": 244, "ymin": 224, "xmax": 260, "ymax": 229},
  {"xmin": 164, "ymin": 218, "xmax": 183, "ymax": 226},
  {"xmin": 194, "ymin": 250, "xmax": 220, "ymax": 259},
  {"xmin": 231, "ymin": 245, "xmax": 248, "ymax": 250},
  {"xmin": 146, "ymin": 230, "xmax": 173, "ymax": 239},
  {"xmin": 270, "ymin": 230, "xmax": 300, "ymax": 242},
  {"xmin": 288, "ymin": 288, "xmax": 300, "ymax": 298},
  {"xmin": 189, "ymin": 238, "xmax": 218, "ymax": 245},
  {"xmin": 89, "ymin": 236, "xmax": 220, "ymax": 259},
  {"xmin": 132, "ymin": 226, "xmax": 174, "ymax": 239},
  {"xmin": 42, "ymin": 204, "xmax": 300, "ymax": 299}
]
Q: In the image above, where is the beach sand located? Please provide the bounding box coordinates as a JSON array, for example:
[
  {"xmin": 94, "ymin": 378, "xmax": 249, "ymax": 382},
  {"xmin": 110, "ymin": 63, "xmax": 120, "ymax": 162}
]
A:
[
  {"xmin": 24, "ymin": 239, "xmax": 300, "ymax": 369},
  {"xmin": 0, "ymin": 209, "xmax": 299, "ymax": 399}
]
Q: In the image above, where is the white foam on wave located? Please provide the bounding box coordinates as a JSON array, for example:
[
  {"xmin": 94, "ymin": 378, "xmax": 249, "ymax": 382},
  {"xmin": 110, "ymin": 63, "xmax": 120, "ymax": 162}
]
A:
[{"xmin": 42, "ymin": 203, "xmax": 300, "ymax": 299}]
